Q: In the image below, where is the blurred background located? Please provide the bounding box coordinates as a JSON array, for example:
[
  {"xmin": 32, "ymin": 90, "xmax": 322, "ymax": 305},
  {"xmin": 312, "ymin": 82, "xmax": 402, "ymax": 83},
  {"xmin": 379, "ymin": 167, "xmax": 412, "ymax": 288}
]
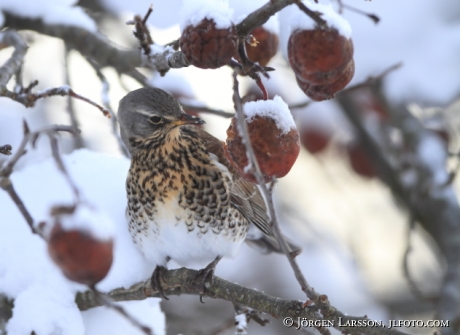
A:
[{"xmin": 1, "ymin": 0, "xmax": 460, "ymax": 334}]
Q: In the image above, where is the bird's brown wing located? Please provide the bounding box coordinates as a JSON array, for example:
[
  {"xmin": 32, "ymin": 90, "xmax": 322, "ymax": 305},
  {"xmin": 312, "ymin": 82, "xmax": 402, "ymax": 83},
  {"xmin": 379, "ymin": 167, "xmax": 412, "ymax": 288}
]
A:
[{"xmin": 196, "ymin": 127, "xmax": 301, "ymax": 254}]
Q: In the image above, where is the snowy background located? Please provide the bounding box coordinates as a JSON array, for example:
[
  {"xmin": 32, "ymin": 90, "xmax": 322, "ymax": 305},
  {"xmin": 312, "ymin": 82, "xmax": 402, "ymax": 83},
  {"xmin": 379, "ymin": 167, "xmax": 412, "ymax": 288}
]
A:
[{"xmin": 1, "ymin": 0, "xmax": 459, "ymax": 334}]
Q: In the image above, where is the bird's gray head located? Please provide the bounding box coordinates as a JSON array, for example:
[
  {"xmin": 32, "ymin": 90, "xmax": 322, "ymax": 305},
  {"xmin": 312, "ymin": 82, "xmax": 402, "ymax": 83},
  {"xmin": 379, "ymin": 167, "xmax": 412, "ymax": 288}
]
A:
[{"xmin": 118, "ymin": 87, "xmax": 205, "ymax": 155}]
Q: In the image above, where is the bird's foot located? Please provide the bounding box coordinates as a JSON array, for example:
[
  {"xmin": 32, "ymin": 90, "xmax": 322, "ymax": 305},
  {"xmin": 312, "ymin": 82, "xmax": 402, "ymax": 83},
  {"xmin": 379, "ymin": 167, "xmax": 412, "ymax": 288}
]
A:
[
  {"xmin": 195, "ymin": 256, "xmax": 222, "ymax": 303},
  {"xmin": 150, "ymin": 265, "xmax": 169, "ymax": 300}
]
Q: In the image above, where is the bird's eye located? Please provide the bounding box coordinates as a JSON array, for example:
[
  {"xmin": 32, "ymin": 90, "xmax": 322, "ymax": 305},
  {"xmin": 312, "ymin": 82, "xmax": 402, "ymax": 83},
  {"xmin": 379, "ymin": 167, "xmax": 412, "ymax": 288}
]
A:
[{"xmin": 149, "ymin": 115, "xmax": 162, "ymax": 124}]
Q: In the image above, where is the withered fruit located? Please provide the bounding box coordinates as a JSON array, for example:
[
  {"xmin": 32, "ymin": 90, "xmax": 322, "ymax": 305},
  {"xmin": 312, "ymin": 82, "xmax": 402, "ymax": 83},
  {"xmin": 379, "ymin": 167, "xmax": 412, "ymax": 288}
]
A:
[{"xmin": 180, "ymin": 19, "xmax": 237, "ymax": 69}]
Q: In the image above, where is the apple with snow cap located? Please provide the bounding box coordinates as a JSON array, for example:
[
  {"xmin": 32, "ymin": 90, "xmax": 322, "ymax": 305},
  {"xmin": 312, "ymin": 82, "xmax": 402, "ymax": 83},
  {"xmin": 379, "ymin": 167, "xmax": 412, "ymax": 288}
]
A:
[
  {"xmin": 179, "ymin": 0, "xmax": 237, "ymax": 69},
  {"xmin": 225, "ymin": 96, "xmax": 300, "ymax": 183},
  {"xmin": 47, "ymin": 205, "xmax": 114, "ymax": 286}
]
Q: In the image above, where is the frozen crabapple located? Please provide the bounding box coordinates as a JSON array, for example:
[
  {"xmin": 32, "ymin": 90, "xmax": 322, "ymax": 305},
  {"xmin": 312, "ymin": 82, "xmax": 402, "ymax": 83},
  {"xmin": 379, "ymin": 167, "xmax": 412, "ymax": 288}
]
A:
[
  {"xmin": 244, "ymin": 27, "xmax": 279, "ymax": 67},
  {"xmin": 300, "ymin": 125, "xmax": 332, "ymax": 154},
  {"xmin": 295, "ymin": 59, "xmax": 355, "ymax": 101},
  {"xmin": 347, "ymin": 142, "xmax": 376, "ymax": 179},
  {"xmin": 225, "ymin": 96, "xmax": 300, "ymax": 183},
  {"xmin": 288, "ymin": 27, "xmax": 354, "ymax": 86},
  {"xmin": 47, "ymin": 205, "xmax": 114, "ymax": 286},
  {"xmin": 180, "ymin": 18, "xmax": 237, "ymax": 69}
]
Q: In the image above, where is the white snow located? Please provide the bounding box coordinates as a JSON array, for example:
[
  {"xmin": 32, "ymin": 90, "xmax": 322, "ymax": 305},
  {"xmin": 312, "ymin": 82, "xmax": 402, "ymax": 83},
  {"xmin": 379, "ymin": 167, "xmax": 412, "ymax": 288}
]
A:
[
  {"xmin": 288, "ymin": 1, "xmax": 352, "ymax": 38},
  {"xmin": 235, "ymin": 313, "xmax": 248, "ymax": 335},
  {"xmin": 0, "ymin": 149, "xmax": 163, "ymax": 335},
  {"xmin": 56, "ymin": 205, "xmax": 116, "ymax": 242},
  {"xmin": 179, "ymin": 0, "xmax": 234, "ymax": 32},
  {"xmin": 0, "ymin": 0, "xmax": 97, "ymax": 32},
  {"xmin": 243, "ymin": 95, "xmax": 296, "ymax": 134}
]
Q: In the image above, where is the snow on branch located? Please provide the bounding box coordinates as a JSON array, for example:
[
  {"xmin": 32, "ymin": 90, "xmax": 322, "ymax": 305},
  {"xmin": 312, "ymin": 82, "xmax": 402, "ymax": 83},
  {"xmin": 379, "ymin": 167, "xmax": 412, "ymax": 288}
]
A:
[
  {"xmin": 0, "ymin": 30, "xmax": 110, "ymax": 117},
  {"xmin": 2, "ymin": 0, "xmax": 323, "ymax": 81}
]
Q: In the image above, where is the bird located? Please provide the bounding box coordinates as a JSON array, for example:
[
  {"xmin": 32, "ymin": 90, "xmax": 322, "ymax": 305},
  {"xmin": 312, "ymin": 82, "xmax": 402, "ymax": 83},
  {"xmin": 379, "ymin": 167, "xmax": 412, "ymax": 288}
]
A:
[{"xmin": 118, "ymin": 87, "xmax": 299, "ymax": 299}]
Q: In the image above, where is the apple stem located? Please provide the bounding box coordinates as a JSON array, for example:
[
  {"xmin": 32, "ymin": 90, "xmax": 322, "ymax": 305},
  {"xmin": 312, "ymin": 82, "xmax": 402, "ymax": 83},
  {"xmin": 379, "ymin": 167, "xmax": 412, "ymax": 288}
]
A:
[{"xmin": 255, "ymin": 77, "xmax": 269, "ymax": 100}]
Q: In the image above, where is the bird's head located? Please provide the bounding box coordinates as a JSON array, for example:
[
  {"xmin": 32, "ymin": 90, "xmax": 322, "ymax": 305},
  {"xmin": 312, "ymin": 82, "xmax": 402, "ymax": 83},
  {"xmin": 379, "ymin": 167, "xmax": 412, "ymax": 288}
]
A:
[{"xmin": 118, "ymin": 87, "xmax": 205, "ymax": 155}]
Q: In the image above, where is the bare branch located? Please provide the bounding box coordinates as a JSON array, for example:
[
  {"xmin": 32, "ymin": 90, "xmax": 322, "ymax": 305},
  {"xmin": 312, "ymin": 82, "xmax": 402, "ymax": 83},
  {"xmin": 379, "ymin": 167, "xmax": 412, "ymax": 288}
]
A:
[
  {"xmin": 179, "ymin": 101, "xmax": 235, "ymax": 119},
  {"xmin": 337, "ymin": 1, "xmax": 380, "ymax": 24},
  {"xmin": 295, "ymin": 1, "xmax": 327, "ymax": 27},
  {"xmin": 0, "ymin": 30, "xmax": 28, "ymax": 89},
  {"xmin": 402, "ymin": 217, "xmax": 437, "ymax": 302},
  {"xmin": 76, "ymin": 268, "xmax": 411, "ymax": 335},
  {"xmin": 130, "ymin": 6, "xmax": 154, "ymax": 56},
  {"xmin": 86, "ymin": 59, "xmax": 130, "ymax": 157},
  {"xmin": 0, "ymin": 30, "xmax": 106, "ymax": 117},
  {"xmin": 237, "ymin": 0, "xmax": 298, "ymax": 36},
  {"xmin": 63, "ymin": 45, "xmax": 84, "ymax": 150},
  {"xmin": 0, "ymin": 123, "xmax": 78, "ymax": 236}
]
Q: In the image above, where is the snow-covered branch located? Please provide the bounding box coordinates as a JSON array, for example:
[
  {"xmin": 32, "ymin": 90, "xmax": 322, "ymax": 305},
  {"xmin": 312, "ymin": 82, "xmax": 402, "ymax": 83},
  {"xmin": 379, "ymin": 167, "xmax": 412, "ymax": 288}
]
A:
[
  {"xmin": 76, "ymin": 267, "xmax": 410, "ymax": 335},
  {"xmin": 3, "ymin": 0, "xmax": 321, "ymax": 81}
]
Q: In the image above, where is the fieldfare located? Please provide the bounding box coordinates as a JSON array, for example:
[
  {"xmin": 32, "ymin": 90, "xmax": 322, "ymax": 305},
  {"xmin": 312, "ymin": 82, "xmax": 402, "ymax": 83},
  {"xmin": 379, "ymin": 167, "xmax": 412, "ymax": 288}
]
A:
[{"xmin": 118, "ymin": 87, "xmax": 299, "ymax": 298}]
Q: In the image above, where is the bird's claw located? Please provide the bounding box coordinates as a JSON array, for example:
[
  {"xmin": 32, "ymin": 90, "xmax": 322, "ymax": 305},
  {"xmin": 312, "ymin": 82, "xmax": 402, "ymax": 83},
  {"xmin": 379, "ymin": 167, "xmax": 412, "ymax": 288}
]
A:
[
  {"xmin": 195, "ymin": 256, "xmax": 222, "ymax": 303},
  {"xmin": 151, "ymin": 265, "xmax": 169, "ymax": 300}
]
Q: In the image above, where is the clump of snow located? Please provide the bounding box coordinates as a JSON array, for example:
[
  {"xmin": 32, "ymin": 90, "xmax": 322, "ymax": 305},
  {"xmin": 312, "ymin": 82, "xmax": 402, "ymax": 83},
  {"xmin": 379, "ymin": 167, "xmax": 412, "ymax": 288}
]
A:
[
  {"xmin": 235, "ymin": 313, "xmax": 248, "ymax": 335},
  {"xmin": 0, "ymin": 0, "xmax": 97, "ymax": 32},
  {"xmin": 229, "ymin": 0, "xmax": 279, "ymax": 34},
  {"xmin": 55, "ymin": 205, "xmax": 116, "ymax": 242},
  {"xmin": 179, "ymin": 0, "xmax": 234, "ymax": 32},
  {"xmin": 289, "ymin": 1, "xmax": 352, "ymax": 38},
  {"xmin": 243, "ymin": 95, "xmax": 295, "ymax": 134}
]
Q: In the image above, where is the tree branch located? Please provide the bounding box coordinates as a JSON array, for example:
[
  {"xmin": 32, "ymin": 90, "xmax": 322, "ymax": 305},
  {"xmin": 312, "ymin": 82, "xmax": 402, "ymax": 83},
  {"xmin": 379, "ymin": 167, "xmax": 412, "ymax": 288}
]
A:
[
  {"xmin": 76, "ymin": 268, "xmax": 410, "ymax": 335},
  {"xmin": 236, "ymin": 0, "xmax": 297, "ymax": 36}
]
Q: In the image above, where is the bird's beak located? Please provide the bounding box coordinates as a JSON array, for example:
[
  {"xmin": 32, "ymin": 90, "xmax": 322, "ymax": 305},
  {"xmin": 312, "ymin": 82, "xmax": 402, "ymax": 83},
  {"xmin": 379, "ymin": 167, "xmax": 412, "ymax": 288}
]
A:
[{"xmin": 173, "ymin": 113, "xmax": 206, "ymax": 126}]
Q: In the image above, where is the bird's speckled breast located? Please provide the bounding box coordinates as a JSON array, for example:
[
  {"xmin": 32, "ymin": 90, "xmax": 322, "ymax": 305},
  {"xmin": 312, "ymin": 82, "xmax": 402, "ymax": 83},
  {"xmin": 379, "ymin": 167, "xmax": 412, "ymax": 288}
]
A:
[{"xmin": 125, "ymin": 126, "xmax": 248, "ymax": 265}]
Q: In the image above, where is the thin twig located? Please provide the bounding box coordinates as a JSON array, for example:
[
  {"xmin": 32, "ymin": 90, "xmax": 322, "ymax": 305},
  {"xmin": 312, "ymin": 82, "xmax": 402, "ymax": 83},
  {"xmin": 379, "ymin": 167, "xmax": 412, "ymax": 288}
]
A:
[
  {"xmin": 343, "ymin": 63, "xmax": 403, "ymax": 93},
  {"xmin": 237, "ymin": 0, "xmax": 299, "ymax": 36},
  {"xmin": 180, "ymin": 102, "xmax": 235, "ymax": 118},
  {"xmin": 63, "ymin": 44, "xmax": 84, "ymax": 149},
  {"xmin": 0, "ymin": 30, "xmax": 28, "ymax": 89},
  {"xmin": 295, "ymin": 1, "xmax": 327, "ymax": 27},
  {"xmin": 289, "ymin": 100, "xmax": 311, "ymax": 110},
  {"xmin": 337, "ymin": 1, "xmax": 380, "ymax": 24},
  {"xmin": 0, "ymin": 122, "xmax": 78, "ymax": 236},
  {"xmin": 130, "ymin": 6, "xmax": 154, "ymax": 56},
  {"xmin": 231, "ymin": 73, "xmax": 335, "ymax": 335},
  {"xmin": 87, "ymin": 59, "xmax": 130, "ymax": 157},
  {"xmin": 91, "ymin": 288, "xmax": 153, "ymax": 335},
  {"xmin": 402, "ymin": 217, "xmax": 438, "ymax": 302}
]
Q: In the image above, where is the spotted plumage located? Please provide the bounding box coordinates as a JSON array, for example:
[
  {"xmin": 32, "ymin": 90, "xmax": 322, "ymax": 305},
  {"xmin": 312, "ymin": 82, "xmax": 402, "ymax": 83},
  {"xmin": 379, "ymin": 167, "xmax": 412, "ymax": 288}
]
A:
[{"xmin": 118, "ymin": 87, "xmax": 298, "ymax": 271}]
